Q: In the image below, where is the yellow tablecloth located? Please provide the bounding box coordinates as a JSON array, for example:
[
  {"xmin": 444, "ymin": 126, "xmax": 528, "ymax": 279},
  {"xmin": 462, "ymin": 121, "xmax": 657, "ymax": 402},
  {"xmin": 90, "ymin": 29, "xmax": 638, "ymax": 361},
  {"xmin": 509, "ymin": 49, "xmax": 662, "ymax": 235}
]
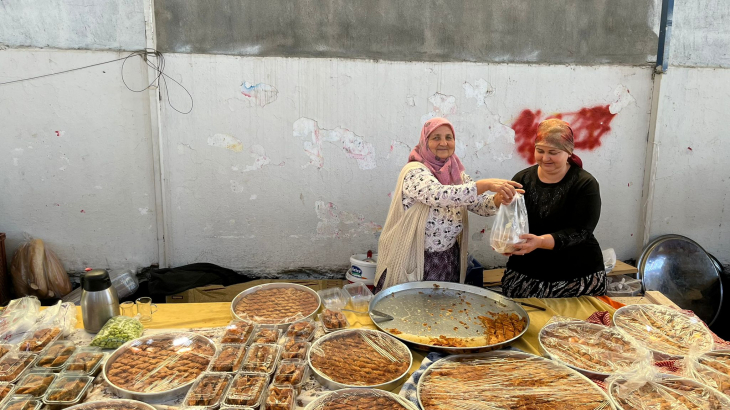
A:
[{"xmin": 73, "ymin": 295, "xmax": 616, "ymax": 393}]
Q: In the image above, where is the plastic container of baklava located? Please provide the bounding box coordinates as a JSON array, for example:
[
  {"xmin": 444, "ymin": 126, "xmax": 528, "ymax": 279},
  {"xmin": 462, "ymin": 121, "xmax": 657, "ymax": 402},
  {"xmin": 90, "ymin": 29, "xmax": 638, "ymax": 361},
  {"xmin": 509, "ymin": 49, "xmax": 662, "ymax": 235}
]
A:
[
  {"xmin": 42, "ymin": 375, "xmax": 94, "ymax": 406},
  {"xmin": 1, "ymin": 396, "xmax": 42, "ymax": 410},
  {"xmin": 17, "ymin": 327, "xmax": 62, "ymax": 353},
  {"xmin": 265, "ymin": 385, "xmax": 296, "ymax": 410},
  {"xmin": 61, "ymin": 347, "xmax": 106, "ymax": 376},
  {"xmin": 284, "ymin": 319, "xmax": 316, "ymax": 342},
  {"xmin": 182, "ymin": 372, "xmax": 232, "ymax": 409},
  {"xmin": 220, "ymin": 320, "xmax": 256, "ymax": 345},
  {"xmin": 207, "ymin": 345, "xmax": 247, "ymax": 373},
  {"xmin": 272, "ymin": 360, "xmax": 308, "ymax": 393},
  {"xmin": 13, "ymin": 372, "xmax": 57, "ymax": 399},
  {"xmin": 33, "ymin": 341, "xmax": 76, "ymax": 372},
  {"xmin": 250, "ymin": 326, "xmax": 282, "ymax": 345},
  {"xmin": 223, "ymin": 372, "xmax": 269, "ymax": 409},
  {"xmin": 0, "ymin": 353, "xmax": 37, "ymax": 383},
  {"xmin": 241, "ymin": 344, "xmax": 281, "ymax": 375},
  {"xmin": 278, "ymin": 337, "xmax": 311, "ymax": 361},
  {"xmin": 0, "ymin": 346, "xmax": 12, "ymax": 361},
  {"xmin": 319, "ymin": 309, "xmax": 350, "ymax": 333}
]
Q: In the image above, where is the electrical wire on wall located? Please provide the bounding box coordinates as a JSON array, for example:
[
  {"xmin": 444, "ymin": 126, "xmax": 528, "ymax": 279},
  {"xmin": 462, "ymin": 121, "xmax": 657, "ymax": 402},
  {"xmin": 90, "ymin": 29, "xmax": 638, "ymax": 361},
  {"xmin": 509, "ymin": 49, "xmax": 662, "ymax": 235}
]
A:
[{"xmin": 0, "ymin": 48, "xmax": 193, "ymax": 114}]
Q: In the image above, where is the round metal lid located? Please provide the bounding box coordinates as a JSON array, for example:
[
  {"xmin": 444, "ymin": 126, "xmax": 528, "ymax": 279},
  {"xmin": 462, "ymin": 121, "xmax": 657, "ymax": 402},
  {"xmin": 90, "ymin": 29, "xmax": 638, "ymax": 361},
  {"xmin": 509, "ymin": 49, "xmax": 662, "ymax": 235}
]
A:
[{"xmin": 639, "ymin": 235, "xmax": 723, "ymax": 326}]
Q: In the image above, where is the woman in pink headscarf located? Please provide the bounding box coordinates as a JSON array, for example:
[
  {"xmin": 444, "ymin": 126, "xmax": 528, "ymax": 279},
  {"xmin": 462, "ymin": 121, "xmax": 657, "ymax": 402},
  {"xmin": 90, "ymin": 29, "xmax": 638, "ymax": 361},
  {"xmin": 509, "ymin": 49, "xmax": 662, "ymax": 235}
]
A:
[
  {"xmin": 501, "ymin": 119, "xmax": 606, "ymax": 298},
  {"xmin": 374, "ymin": 118, "xmax": 522, "ymax": 292}
]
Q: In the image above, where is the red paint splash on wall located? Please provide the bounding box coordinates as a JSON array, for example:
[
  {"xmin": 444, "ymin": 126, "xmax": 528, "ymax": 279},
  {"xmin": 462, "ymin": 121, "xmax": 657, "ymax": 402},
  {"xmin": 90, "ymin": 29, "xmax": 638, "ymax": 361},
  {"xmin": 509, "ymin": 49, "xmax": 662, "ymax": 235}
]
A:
[{"xmin": 512, "ymin": 105, "xmax": 617, "ymax": 163}]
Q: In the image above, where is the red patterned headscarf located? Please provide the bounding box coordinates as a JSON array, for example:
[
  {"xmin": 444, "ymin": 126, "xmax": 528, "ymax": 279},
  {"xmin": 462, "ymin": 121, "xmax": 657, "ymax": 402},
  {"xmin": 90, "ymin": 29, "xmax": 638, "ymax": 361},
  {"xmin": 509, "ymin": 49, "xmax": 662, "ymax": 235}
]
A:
[
  {"xmin": 536, "ymin": 119, "xmax": 583, "ymax": 168},
  {"xmin": 408, "ymin": 118, "xmax": 465, "ymax": 185}
]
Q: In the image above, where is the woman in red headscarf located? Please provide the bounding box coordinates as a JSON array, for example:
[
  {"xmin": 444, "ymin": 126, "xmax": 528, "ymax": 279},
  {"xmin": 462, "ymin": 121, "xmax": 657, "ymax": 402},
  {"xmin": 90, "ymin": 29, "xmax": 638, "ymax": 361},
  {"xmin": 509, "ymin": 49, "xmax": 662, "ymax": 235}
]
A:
[
  {"xmin": 374, "ymin": 118, "xmax": 523, "ymax": 292},
  {"xmin": 501, "ymin": 119, "xmax": 606, "ymax": 298}
]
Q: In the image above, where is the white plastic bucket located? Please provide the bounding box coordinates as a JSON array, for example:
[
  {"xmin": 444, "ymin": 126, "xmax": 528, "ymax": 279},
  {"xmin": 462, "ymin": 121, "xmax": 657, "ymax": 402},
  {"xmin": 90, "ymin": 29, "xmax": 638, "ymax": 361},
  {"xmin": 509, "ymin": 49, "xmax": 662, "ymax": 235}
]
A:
[{"xmin": 349, "ymin": 254, "xmax": 377, "ymax": 284}]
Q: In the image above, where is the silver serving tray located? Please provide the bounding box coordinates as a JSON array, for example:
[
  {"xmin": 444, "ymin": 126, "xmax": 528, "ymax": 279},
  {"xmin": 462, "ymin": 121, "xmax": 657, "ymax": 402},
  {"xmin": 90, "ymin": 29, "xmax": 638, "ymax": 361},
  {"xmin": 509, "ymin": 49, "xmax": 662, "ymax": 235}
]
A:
[
  {"xmin": 417, "ymin": 350, "xmax": 616, "ymax": 410},
  {"xmin": 230, "ymin": 283, "xmax": 322, "ymax": 329},
  {"xmin": 102, "ymin": 332, "xmax": 216, "ymax": 403},
  {"xmin": 608, "ymin": 376, "xmax": 730, "ymax": 410},
  {"xmin": 369, "ymin": 281, "xmax": 530, "ymax": 353},
  {"xmin": 612, "ymin": 304, "xmax": 714, "ymax": 359},
  {"xmin": 538, "ymin": 321, "xmax": 646, "ymax": 380},
  {"xmin": 307, "ymin": 329, "xmax": 413, "ymax": 391},
  {"xmin": 304, "ymin": 388, "xmax": 419, "ymax": 410}
]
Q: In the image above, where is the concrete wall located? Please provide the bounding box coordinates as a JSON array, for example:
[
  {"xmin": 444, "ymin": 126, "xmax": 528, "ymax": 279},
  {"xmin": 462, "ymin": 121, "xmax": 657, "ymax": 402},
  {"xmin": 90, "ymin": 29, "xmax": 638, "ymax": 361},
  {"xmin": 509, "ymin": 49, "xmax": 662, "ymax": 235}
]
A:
[
  {"xmin": 0, "ymin": 49, "xmax": 158, "ymax": 270},
  {"xmin": 155, "ymin": 0, "xmax": 658, "ymax": 65},
  {"xmin": 159, "ymin": 55, "xmax": 652, "ymax": 272},
  {"xmin": 645, "ymin": 0, "xmax": 730, "ymax": 263},
  {"xmin": 0, "ymin": 0, "xmax": 146, "ymax": 51},
  {"xmin": 1, "ymin": 0, "xmax": 728, "ymax": 274}
]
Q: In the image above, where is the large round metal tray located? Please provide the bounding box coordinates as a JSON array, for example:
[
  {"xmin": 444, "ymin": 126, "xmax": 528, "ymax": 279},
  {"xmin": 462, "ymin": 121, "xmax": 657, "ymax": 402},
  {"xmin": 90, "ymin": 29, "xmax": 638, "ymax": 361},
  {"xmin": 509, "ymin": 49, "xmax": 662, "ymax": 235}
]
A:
[
  {"xmin": 417, "ymin": 350, "xmax": 616, "ymax": 410},
  {"xmin": 307, "ymin": 329, "xmax": 413, "ymax": 391},
  {"xmin": 369, "ymin": 281, "xmax": 530, "ymax": 353},
  {"xmin": 230, "ymin": 283, "xmax": 321, "ymax": 329},
  {"xmin": 608, "ymin": 376, "xmax": 730, "ymax": 409},
  {"xmin": 638, "ymin": 234, "xmax": 723, "ymax": 326},
  {"xmin": 538, "ymin": 321, "xmax": 649, "ymax": 379},
  {"xmin": 63, "ymin": 399, "xmax": 156, "ymax": 410},
  {"xmin": 304, "ymin": 388, "xmax": 419, "ymax": 410},
  {"xmin": 613, "ymin": 304, "xmax": 714, "ymax": 359},
  {"xmin": 102, "ymin": 332, "xmax": 216, "ymax": 403}
]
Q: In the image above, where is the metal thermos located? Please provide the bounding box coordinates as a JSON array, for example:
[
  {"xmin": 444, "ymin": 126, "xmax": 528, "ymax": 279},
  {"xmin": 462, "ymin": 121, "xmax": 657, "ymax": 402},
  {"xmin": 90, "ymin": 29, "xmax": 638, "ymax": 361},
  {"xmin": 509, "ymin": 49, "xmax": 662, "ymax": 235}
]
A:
[{"xmin": 81, "ymin": 269, "xmax": 120, "ymax": 333}]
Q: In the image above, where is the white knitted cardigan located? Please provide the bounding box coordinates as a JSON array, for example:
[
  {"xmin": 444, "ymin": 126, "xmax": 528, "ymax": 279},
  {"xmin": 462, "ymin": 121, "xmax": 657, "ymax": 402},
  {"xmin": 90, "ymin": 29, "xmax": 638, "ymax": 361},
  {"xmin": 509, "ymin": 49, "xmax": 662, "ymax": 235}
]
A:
[{"xmin": 374, "ymin": 162, "xmax": 469, "ymax": 290}]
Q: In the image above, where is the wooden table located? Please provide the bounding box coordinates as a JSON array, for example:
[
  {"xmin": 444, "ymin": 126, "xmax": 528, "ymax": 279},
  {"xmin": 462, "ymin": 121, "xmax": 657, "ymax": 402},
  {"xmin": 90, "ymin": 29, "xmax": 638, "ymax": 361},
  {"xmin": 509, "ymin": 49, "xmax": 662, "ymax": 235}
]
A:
[{"xmin": 483, "ymin": 260, "xmax": 639, "ymax": 286}]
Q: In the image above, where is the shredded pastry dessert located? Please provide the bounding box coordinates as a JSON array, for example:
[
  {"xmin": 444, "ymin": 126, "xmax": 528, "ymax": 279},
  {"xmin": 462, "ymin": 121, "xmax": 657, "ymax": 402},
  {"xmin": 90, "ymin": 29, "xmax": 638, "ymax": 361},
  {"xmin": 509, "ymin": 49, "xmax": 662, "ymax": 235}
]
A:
[
  {"xmin": 611, "ymin": 378, "xmax": 730, "ymax": 410},
  {"xmin": 309, "ymin": 389, "xmax": 415, "ymax": 410},
  {"xmin": 286, "ymin": 320, "xmax": 315, "ymax": 340},
  {"xmin": 281, "ymin": 338, "xmax": 310, "ymax": 360},
  {"xmin": 105, "ymin": 334, "xmax": 215, "ymax": 393},
  {"xmin": 234, "ymin": 287, "xmax": 319, "ymax": 324},
  {"xmin": 274, "ymin": 360, "xmax": 307, "ymax": 386},
  {"xmin": 15, "ymin": 373, "xmax": 55, "ymax": 397},
  {"xmin": 221, "ymin": 320, "xmax": 254, "ymax": 344},
  {"xmin": 322, "ymin": 309, "xmax": 348, "ymax": 331},
  {"xmin": 310, "ymin": 330, "xmax": 410, "ymax": 386},
  {"xmin": 539, "ymin": 321, "xmax": 646, "ymax": 374},
  {"xmin": 419, "ymin": 352, "xmax": 609, "ymax": 409},
  {"xmin": 613, "ymin": 305, "xmax": 713, "ymax": 357},
  {"xmin": 241, "ymin": 344, "xmax": 280, "ymax": 374}
]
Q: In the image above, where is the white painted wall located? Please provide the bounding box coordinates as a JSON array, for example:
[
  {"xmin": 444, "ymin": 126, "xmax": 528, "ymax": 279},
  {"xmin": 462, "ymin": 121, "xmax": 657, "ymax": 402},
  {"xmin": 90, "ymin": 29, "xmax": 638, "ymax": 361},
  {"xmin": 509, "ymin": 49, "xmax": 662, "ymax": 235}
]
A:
[
  {"xmin": 671, "ymin": 0, "xmax": 730, "ymax": 68},
  {"xmin": 0, "ymin": 49, "xmax": 158, "ymax": 270},
  {"xmin": 159, "ymin": 55, "xmax": 652, "ymax": 272}
]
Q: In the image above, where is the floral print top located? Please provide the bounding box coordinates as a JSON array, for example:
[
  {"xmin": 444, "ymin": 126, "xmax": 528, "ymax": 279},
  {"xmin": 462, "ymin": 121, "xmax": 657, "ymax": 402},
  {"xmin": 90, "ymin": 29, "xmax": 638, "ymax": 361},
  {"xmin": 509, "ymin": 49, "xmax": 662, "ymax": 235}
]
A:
[{"xmin": 402, "ymin": 166, "xmax": 498, "ymax": 252}]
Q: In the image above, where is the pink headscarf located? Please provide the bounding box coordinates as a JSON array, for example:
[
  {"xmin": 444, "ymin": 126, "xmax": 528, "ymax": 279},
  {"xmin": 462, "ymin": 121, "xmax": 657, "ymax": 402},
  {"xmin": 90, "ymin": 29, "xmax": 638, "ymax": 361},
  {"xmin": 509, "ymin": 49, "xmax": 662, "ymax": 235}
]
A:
[{"xmin": 408, "ymin": 118, "xmax": 465, "ymax": 185}]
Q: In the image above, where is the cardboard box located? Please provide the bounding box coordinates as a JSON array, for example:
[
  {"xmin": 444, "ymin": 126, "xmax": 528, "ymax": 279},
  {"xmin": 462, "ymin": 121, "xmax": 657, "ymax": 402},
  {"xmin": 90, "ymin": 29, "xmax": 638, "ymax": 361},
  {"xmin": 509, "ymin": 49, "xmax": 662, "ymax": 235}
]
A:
[{"xmin": 166, "ymin": 279, "xmax": 348, "ymax": 303}]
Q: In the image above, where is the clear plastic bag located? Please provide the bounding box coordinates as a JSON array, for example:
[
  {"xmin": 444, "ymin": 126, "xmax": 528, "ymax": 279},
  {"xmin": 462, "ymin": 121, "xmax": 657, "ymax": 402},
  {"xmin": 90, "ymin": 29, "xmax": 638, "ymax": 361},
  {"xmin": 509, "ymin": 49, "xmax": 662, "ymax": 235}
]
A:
[
  {"xmin": 89, "ymin": 316, "xmax": 143, "ymax": 349},
  {"xmin": 0, "ymin": 297, "xmax": 40, "ymax": 344},
  {"xmin": 490, "ymin": 194, "xmax": 529, "ymax": 254},
  {"xmin": 607, "ymin": 367, "xmax": 730, "ymax": 410},
  {"xmin": 307, "ymin": 388, "xmax": 417, "ymax": 410},
  {"xmin": 37, "ymin": 301, "xmax": 77, "ymax": 337},
  {"xmin": 683, "ymin": 351, "xmax": 730, "ymax": 397},
  {"xmin": 538, "ymin": 316, "xmax": 651, "ymax": 376},
  {"xmin": 418, "ymin": 350, "xmax": 610, "ymax": 409}
]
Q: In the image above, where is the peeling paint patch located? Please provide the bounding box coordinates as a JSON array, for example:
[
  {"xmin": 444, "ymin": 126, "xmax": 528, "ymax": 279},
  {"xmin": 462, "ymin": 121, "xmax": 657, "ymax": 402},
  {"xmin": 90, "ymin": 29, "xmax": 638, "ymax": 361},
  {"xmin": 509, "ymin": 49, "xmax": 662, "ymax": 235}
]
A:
[
  {"xmin": 609, "ymin": 85, "xmax": 636, "ymax": 114},
  {"xmin": 230, "ymin": 180, "xmax": 245, "ymax": 193},
  {"xmin": 208, "ymin": 134, "xmax": 243, "ymax": 152},
  {"xmin": 241, "ymin": 81, "xmax": 279, "ymax": 107},
  {"xmin": 421, "ymin": 92, "xmax": 457, "ymax": 122},
  {"xmin": 464, "ymin": 79, "xmax": 495, "ymax": 106},
  {"xmin": 313, "ymin": 201, "xmax": 382, "ymax": 240},
  {"xmin": 406, "ymin": 95, "xmax": 416, "ymax": 107},
  {"xmin": 244, "ymin": 145, "xmax": 271, "ymax": 171},
  {"xmin": 138, "ymin": 207, "xmax": 150, "ymax": 215},
  {"xmin": 294, "ymin": 118, "xmax": 376, "ymax": 170},
  {"xmin": 387, "ymin": 140, "xmax": 411, "ymax": 159}
]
